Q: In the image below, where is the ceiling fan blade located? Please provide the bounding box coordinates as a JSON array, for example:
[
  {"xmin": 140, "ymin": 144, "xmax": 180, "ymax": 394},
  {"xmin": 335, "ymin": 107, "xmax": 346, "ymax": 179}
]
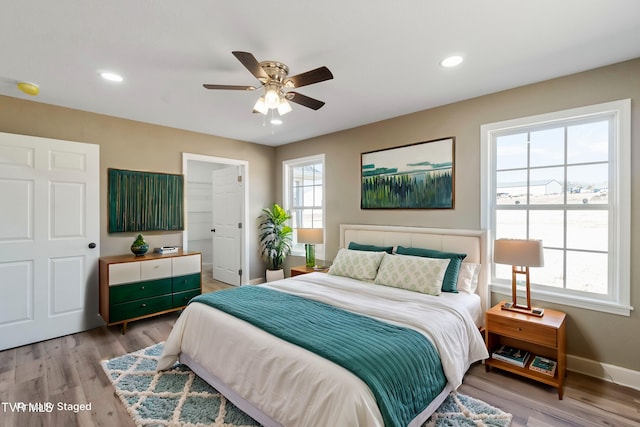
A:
[
  {"xmin": 286, "ymin": 66, "xmax": 333, "ymax": 88},
  {"xmin": 286, "ymin": 92, "xmax": 326, "ymax": 110},
  {"xmin": 203, "ymin": 84, "xmax": 256, "ymax": 91},
  {"xmin": 232, "ymin": 51, "xmax": 269, "ymax": 80}
]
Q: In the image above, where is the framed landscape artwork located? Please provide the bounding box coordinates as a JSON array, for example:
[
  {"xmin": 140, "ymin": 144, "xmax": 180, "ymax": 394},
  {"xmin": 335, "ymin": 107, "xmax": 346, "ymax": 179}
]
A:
[{"xmin": 361, "ymin": 137, "xmax": 455, "ymax": 209}]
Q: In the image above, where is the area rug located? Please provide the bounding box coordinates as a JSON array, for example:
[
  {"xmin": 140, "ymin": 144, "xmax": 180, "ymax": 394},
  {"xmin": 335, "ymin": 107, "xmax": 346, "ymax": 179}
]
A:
[{"xmin": 101, "ymin": 343, "xmax": 512, "ymax": 427}]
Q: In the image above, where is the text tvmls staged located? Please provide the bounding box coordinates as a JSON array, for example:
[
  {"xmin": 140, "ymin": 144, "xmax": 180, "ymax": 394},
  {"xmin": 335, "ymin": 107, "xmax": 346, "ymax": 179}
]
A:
[{"xmin": 2, "ymin": 402, "xmax": 92, "ymax": 413}]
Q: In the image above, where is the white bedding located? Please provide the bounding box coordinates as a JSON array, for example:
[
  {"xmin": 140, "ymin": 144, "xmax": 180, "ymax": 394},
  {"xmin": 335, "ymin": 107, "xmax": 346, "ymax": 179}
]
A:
[{"xmin": 158, "ymin": 272, "xmax": 489, "ymax": 427}]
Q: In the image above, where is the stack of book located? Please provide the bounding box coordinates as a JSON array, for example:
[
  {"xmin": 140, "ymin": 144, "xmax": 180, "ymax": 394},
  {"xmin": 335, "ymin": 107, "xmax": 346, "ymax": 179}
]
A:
[
  {"xmin": 491, "ymin": 345, "xmax": 531, "ymax": 367},
  {"xmin": 155, "ymin": 246, "xmax": 179, "ymax": 255},
  {"xmin": 529, "ymin": 356, "xmax": 557, "ymax": 376}
]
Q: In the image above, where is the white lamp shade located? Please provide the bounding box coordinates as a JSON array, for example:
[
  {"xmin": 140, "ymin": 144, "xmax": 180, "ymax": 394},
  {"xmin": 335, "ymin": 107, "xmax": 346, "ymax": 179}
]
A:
[
  {"xmin": 264, "ymin": 89, "xmax": 280, "ymax": 109},
  {"xmin": 253, "ymin": 97, "xmax": 268, "ymax": 115},
  {"xmin": 277, "ymin": 98, "xmax": 292, "ymax": 115},
  {"xmin": 297, "ymin": 228, "xmax": 323, "ymax": 244},
  {"xmin": 494, "ymin": 239, "xmax": 544, "ymax": 267}
]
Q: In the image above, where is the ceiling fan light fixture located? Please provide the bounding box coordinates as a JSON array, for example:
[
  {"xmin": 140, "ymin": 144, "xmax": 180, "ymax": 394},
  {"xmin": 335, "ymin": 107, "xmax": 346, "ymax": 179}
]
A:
[
  {"xmin": 264, "ymin": 88, "xmax": 280, "ymax": 109},
  {"xmin": 277, "ymin": 98, "xmax": 292, "ymax": 115},
  {"xmin": 270, "ymin": 118, "xmax": 283, "ymax": 125},
  {"xmin": 253, "ymin": 96, "xmax": 268, "ymax": 115}
]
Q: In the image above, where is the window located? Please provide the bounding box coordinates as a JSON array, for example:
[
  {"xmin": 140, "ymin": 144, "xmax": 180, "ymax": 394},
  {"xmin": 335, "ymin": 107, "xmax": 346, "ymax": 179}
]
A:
[
  {"xmin": 283, "ymin": 154, "xmax": 325, "ymax": 257},
  {"xmin": 481, "ymin": 100, "xmax": 631, "ymax": 315}
]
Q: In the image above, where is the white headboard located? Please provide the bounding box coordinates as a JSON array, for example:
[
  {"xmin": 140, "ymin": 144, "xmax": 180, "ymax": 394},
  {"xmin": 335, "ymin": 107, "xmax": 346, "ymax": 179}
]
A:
[{"xmin": 339, "ymin": 224, "xmax": 489, "ymax": 314}]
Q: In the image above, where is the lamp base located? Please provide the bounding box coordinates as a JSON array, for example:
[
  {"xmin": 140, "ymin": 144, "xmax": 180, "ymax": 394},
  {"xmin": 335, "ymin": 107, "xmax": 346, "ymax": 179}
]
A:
[
  {"xmin": 501, "ymin": 302, "xmax": 544, "ymax": 317},
  {"xmin": 305, "ymin": 244, "xmax": 316, "ymax": 268}
]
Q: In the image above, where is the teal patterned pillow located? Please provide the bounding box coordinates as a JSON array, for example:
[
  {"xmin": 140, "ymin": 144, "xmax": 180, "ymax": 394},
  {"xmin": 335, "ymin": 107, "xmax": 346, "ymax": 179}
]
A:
[
  {"xmin": 374, "ymin": 254, "xmax": 450, "ymax": 295},
  {"xmin": 328, "ymin": 248, "xmax": 385, "ymax": 281}
]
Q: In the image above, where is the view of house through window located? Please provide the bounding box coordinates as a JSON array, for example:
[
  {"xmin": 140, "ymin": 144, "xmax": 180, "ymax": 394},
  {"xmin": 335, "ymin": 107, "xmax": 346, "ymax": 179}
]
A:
[
  {"xmin": 495, "ymin": 118, "xmax": 609, "ymax": 293},
  {"xmin": 283, "ymin": 155, "xmax": 325, "ymax": 257},
  {"xmin": 482, "ymin": 99, "xmax": 630, "ymax": 315}
]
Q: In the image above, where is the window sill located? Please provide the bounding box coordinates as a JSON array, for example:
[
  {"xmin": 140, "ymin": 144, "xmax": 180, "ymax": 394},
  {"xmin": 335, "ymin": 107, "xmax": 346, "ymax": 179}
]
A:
[{"xmin": 489, "ymin": 283, "xmax": 633, "ymax": 316}]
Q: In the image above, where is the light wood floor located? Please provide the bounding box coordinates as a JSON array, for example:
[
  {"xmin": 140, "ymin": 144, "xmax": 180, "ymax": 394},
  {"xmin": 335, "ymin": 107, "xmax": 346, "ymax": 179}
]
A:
[
  {"xmin": 201, "ymin": 265, "xmax": 235, "ymax": 293},
  {"xmin": 1, "ymin": 299, "xmax": 638, "ymax": 426}
]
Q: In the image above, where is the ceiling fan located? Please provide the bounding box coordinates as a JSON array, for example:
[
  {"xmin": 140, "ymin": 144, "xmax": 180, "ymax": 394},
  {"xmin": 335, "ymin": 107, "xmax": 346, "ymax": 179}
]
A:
[{"xmin": 203, "ymin": 51, "xmax": 333, "ymax": 116}]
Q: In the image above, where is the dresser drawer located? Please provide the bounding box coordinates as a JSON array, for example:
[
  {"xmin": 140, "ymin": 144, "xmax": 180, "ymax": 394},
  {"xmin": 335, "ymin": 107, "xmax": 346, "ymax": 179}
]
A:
[
  {"xmin": 110, "ymin": 295, "xmax": 173, "ymax": 322},
  {"xmin": 488, "ymin": 314, "xmax": 557, "ymax": 347},
  {"xmin": 140, "ymin": 258, "xmax": 172, "ymax": 280},
  {"xmin": 108, "ymin": 262, "xmax": 140, "ymax": 285},
  {"xmin": 172, "ymin": 289, "xmax": 201, "ymax": 308},
  {"xmin": 110, "ymin": 278, "xmax": 172, "ymax": 304},
  {"xmin": 172, "ymin": 254, "xmax": 201, "ymax": 276},
  {"xmin": 172, "ymin": 273, "xmax": 201, "ymax": 292}
]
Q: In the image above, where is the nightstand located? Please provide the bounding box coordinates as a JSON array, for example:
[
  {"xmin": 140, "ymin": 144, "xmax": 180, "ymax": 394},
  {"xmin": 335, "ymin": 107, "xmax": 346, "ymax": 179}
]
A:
[
  {"xmin": 290, "ymin": 265, "xmax": 328, "ymax": 277},
  {"xmin": 485, "ymin": 302, "xmax": 567, "ymax": 399}
]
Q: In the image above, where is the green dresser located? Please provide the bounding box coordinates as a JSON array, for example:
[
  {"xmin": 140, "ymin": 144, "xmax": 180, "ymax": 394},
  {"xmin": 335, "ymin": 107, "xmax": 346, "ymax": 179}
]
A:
[{"xmin": 99, "ymin": 252, "xmax": 202, "ymax": 333}]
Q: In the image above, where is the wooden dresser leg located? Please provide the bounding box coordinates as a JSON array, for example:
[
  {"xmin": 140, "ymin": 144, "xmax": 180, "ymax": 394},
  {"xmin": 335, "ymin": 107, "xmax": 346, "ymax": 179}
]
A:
[{"xmin": 120, "ymin": 322, "xmax": 127, "ymax": 335}]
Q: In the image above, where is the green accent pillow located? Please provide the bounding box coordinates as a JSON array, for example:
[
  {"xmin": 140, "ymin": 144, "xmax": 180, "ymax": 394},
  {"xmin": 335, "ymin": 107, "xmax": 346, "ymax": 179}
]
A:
[
  {"xmin": 396, "ymin": 246, "xmax": 467, "ymax": 293},
  {"xmin": 348, "ymin": 242, "xmax": 394, "ymax": 254}
]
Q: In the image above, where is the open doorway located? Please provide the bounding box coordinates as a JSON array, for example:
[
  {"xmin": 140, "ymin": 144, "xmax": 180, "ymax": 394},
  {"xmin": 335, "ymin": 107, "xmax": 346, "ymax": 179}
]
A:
[{"xmin": 182, "ymin": 153, "xmax": 249, "ymax": 286}]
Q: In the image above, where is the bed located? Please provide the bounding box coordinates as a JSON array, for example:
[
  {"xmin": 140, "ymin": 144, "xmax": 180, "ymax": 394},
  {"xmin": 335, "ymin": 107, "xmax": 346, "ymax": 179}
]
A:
[{"xmin": 158, "ymin": 224, "xmax": 490, "ymax": 427}]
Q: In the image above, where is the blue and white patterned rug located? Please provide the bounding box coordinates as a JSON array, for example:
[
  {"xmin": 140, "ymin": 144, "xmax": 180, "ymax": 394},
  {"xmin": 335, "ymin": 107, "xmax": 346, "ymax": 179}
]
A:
[{"xmin": 101, "ymin": 343, "xmax": 512, "ymax": 427}]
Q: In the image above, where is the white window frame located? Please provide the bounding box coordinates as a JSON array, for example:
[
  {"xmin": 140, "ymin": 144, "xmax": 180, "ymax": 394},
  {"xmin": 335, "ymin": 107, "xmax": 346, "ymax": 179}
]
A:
[
  {"xmin": 481, "ymin": 99, "xmax": 632, "ymax": 316},
  {"xmin": 283, "ymin": 154, "xmax": 325, "ymax": 259}
]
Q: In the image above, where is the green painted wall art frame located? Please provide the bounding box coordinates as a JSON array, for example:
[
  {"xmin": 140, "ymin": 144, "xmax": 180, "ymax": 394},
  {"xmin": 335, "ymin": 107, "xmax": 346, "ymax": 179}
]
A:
[
  {"xmin": 361, "ymin": 137, "xmax": 455, "ymax": 209},
  {"xmin": 108, "ymin": 168, "xmax": 184, "ymax": 232}
]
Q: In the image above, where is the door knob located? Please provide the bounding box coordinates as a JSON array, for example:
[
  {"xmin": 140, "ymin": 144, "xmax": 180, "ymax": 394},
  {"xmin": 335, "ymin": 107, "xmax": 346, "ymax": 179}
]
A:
[
  {"xmin": 211, "ymin": 229, "xmax": 216, "ymax": 232},
  {"xmin": 88, "ymin": 242, "xmax": 97, "ymax": 249}
]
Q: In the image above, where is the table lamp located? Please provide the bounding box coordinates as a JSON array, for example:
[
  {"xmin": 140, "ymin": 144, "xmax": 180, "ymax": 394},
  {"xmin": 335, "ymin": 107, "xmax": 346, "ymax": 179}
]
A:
[
  {"xmin": 297, "ymin": 228, "xmax": 323, "ymax": 268},
  {"xmin": 494, "ymin": 238, "xmax": 545, "ymax": 316}
]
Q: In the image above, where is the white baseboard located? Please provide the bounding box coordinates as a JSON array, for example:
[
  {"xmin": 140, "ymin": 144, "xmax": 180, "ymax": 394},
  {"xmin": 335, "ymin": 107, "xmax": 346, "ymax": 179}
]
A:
[{"xmin": 568, "ymin": 354, "xmax": 640, "ymax": 391}]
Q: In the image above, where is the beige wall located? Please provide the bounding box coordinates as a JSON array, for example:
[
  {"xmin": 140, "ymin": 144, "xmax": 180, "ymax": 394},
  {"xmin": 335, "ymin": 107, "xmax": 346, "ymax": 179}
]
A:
[
  {"xmin": 0, "ymin": 96, "xmax": 275, "ymax": 280},
  {"xmin": 2, "ymin": 57, "xmax": 637, "ymax": 372},
  {"xmin": 275, "ymin": 58, "xmax": 640, "ymax": 372}
]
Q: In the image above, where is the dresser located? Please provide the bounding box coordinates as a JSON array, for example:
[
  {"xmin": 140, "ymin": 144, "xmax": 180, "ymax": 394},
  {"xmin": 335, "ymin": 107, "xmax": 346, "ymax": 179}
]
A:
[{"xmin": 99, "ymin": 251, "xmax": 202, "ymax": 333}]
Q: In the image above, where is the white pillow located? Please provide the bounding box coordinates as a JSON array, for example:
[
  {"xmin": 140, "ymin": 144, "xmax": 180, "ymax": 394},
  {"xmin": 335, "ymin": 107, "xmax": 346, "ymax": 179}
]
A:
[
  {"xmin": 328, "ymin": 248, "xmax": 385, "ymax": 281},
  {"xmin": 456, "ymin": 262, "xmax": 481, "ymax": 294},
  {"xmin": 374, "ymin": 254, "xmax": 450, "ymax": 295}
]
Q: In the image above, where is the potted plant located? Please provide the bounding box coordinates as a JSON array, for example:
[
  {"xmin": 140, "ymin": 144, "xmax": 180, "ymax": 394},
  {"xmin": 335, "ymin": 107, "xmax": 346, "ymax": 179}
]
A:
[{"xmin": 258, "ymin": 203, "xmax": 293, "ymax": 281}]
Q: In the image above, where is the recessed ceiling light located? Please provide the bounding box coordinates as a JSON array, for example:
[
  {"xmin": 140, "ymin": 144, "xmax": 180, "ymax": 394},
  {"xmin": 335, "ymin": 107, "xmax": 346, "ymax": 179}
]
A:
[
  {"xmin": 100, "ymin": 72, "xmax": 123, "ymax": 82},
  {"xmin": 440, "ymin": 55, "xmax": 464, "ymax": 68},
  {"xmin": 270, "ymin": 118, "xmax": 283, "ymax": 125}
]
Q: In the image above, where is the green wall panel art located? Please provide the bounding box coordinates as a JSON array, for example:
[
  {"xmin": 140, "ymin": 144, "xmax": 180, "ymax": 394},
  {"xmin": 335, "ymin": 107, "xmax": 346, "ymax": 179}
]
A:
[{"xmin": 108, "ymin": 168, "xmax": 184, "ymax": 232}]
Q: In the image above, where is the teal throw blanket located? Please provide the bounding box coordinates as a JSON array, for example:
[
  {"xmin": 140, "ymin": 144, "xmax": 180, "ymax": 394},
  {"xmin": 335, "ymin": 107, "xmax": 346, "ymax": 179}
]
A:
[{"xmin": 190, "ymin": 286, "xmax": 446, "ymax": 427}]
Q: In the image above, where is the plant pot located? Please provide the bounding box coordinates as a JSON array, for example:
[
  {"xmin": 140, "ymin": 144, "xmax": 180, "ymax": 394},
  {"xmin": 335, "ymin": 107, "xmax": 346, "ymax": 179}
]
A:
[{"xmin": 266, "ymin": 269, "xmax": 284, "ymax": 282}]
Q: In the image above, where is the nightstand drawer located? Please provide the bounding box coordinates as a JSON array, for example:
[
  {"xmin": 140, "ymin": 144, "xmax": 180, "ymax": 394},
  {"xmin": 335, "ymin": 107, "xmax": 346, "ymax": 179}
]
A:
[
  {"xmin": 488, "ymin": 314, "xmax": 557, "ymax": 347},
  {"xmin": 110, "ymin": 295, "xmax": 173, "ymax": 322}
]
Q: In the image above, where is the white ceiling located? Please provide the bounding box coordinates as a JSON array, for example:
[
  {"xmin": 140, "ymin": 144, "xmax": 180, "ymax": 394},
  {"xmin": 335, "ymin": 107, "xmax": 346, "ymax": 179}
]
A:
[{"xmin": 1, "ymin": 1, "xmax": 639, "ymax": 147}]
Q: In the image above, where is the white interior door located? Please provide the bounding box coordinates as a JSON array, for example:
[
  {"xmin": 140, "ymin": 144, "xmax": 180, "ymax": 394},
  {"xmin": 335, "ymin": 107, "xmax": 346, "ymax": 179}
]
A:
[
  {"xmin": 0, "ymin": 132, "xmax": 101, "ymax": 351},
  {"xmin": 211, "ymin": 166, "xmax": 243, "ymax": 285}
]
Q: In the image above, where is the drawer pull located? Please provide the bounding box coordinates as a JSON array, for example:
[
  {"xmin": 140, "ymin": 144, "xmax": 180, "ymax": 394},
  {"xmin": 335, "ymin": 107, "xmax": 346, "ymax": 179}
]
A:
[
  {"xmin": 140, "ymin": 286, "xmax": 145, "ymax": 290},
  {"xmin": 141, "ymin": 303, "xmax": 147, "ymax": 308},
  {"xmin": 516, "ymin": 327, "xmax": 523, "ymax": 331}
]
